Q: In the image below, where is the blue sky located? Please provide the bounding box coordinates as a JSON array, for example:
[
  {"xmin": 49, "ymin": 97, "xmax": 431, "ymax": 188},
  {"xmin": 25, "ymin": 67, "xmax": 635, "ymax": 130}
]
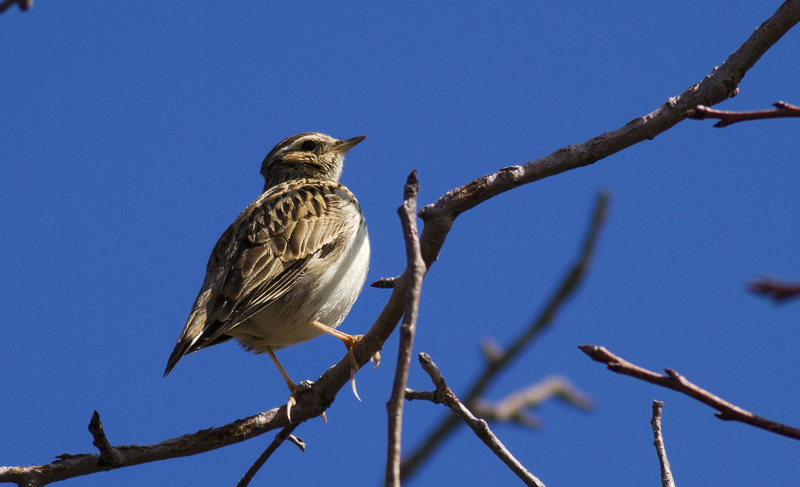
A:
[{"xmin": 2, "ymin": 2, "xmax": 799, "ymax": 486}]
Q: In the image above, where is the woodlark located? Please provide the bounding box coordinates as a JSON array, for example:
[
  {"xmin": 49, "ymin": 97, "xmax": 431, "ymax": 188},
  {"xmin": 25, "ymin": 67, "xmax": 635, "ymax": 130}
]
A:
[{"xmin": 164, "ymin": 133, "xmax": 372, "ymax": 419}]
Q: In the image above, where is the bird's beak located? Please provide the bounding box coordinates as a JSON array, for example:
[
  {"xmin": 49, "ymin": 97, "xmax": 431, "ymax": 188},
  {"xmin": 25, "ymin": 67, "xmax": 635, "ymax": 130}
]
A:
[{"xmin": 335, "ymin": 136, "xmax": 367, "ymax": 154}]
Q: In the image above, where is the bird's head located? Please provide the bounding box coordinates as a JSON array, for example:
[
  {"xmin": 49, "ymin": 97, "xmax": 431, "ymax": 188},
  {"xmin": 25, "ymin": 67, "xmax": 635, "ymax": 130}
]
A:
[{"xmin": 260, "ymin": 133, "xmax": 367, "ymax": 191}]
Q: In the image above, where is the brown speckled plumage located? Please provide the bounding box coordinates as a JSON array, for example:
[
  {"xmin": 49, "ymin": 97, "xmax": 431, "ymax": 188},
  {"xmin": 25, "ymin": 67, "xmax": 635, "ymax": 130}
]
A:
[{"xmin": 164, "ymin": 133, "xmax": 369, "ymax": 377}]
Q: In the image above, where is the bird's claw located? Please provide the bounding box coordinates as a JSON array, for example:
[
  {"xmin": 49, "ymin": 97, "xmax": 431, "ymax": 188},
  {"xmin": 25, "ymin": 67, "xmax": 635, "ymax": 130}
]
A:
[
  {"xmin": 286, "ymin": 395, "xmax": 297, "ymax": 423},
  {"xmin": 310, "ymin": 322, "xmax": 380, "ymax": 401},
  {"xmin": 370, "ymin": 351, "xmax": 381, "ymax": 369}
]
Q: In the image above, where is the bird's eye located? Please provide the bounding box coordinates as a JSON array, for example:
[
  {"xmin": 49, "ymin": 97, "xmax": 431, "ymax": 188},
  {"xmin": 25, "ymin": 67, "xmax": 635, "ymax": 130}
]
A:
[{"xmin": 301, "ymin": 140, "xmax": 317, "ymax": 151}]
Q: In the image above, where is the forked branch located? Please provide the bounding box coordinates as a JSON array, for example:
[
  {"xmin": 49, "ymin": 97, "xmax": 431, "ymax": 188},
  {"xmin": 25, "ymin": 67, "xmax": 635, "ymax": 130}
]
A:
[
  {"xmin": 472, "ymin": 376, "xmax": 593, "ymax": 429},
  {"xmin": 400, "ymin": 192, "xmax": 608, "ymax": 479},
  {"xmin": 406, "ymin": 353, "xmax": 546, "ymax": 487},
  {"xmin": 580, "ymin": 345, "xmax": 800, "ymax": 441},
  {"xmin": 3, "ymin": 1, "xmax": 800, "ymax": 484},
  {"xmin": 688, "ymin": 102, "xmax": 800, "ymax": 127}
]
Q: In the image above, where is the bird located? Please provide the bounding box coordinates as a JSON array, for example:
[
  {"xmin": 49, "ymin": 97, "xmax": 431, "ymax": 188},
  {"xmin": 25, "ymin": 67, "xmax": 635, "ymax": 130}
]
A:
[{"xmin": 164, "ymin": 132, "xmax": 373, "ymax": 421}]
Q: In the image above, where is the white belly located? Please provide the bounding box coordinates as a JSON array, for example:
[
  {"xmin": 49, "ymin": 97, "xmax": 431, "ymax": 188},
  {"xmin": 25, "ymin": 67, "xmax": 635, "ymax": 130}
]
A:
[{"xmin": 231, "ymin": 222, "xmax": 370, "ymax": 350}]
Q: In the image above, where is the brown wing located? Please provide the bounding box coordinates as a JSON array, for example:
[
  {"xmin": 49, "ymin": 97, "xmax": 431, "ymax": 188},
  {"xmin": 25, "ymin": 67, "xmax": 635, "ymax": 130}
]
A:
[{"xmin": 164, "ymin": 180, "xmax": 353, "ymax": 376}]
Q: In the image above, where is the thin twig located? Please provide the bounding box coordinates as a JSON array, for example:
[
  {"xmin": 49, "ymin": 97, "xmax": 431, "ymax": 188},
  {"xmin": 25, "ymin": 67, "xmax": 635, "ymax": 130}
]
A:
[
  {"xmin": 650, "ymin": 401, "xmax": 676, "ymax": 487},
  {"xmin": 415, "ymin": 0, "xmax": 800, "ymax": 272},
  {"xmin": 385, "ymin": 171, "xmax": 426, "ymax": 487},
  {"xmin": 236, "ymin": 425, "xmax": 299, "ymax": 487},
  {"xmin": 87, "ymin": 412, "xmax": 121, "ymax": 468},
  {"xmin": 472, "ymin": 376, "xmax": 593, "ymax": 430},
  {"xmin": 748, "ymin": 276, "xmax": 800, "ymax": 303},
  {"xmin": 579, "ymin": 344, "xmax": 800, "ymax": 440},
  {"xmin": 401, "ymin": 192, "xmax": 608, "ymax": 479},
  {"xmin": 4, "ymin": 2, "xmax": 800, "ymax": 484},
  {"xmin": 413, "ymin": 353, "xmax": 546, "ymax": 487},
  {"xmin": 0, "ymin": 0, "xmax": 31, "ymax": 13},
  {"xmin": 370, "ymin": 277, "xmax": 396, "ymax": 289},
  {"xmin": 687, "ymin": 101, "xmax": 800, "ymax": 127}
]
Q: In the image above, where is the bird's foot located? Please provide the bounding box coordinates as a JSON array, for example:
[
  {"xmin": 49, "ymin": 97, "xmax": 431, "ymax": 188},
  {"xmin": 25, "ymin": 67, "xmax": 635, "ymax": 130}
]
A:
[{"xmin": 311, "ymin": 321, "xmax": 380, "ymax": 401}]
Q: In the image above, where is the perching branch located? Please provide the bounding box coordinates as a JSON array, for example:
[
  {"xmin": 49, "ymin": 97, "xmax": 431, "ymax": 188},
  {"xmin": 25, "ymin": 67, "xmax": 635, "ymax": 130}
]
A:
[
  {"xmin": 400, "ymin": 191, "xmax": 608, "ymax": 479},
  {"xmin": 0, "ymin": 408, "xmax": 287, "ymax": 487},
  {"xmin": 3, "ymin": 1, "xmax": 800, "ymax": 484},
  {"xmin": 650, "ymin": 401, "xmax": 676, "ymax": 487},
  {"xmin": 688, "ymin": 101, "xmax": 800, "ymax": 127},
  {"xmin": 580, "ymin": 345, "xmax": 800, "ymax": 441},
  {"xmin": 0, "ymin": 174, "xmax": 425, "ymax": 487},
  {"xmin": 748, "ymin": 276, "xmax": 800, "ymax": 304},
  {"xmin": 407, "ymin": 353, "xmax": 546, "ymax": 487},
  {"xmin": 385, "ymin": 171, "xmax": 425, "ymax": 487},
  {"xmin": 472, "ymin": 376, "xmax": 593, "ymax": 430}
]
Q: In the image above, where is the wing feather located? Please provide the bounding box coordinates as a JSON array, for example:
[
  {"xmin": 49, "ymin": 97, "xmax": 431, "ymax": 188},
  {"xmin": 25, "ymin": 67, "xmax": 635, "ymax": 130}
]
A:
[{"xmin": 163, "ymin": 179, "xmax": 355, "ymax": 376}]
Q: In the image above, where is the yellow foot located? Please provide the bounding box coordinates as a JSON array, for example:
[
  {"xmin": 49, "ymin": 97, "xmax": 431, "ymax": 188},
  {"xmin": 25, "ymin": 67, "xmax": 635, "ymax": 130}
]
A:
[
  {"xmin": 265, "ymin": 346, "xmax": 300, "ymax": 423},
  {"xmin": 311, "ymin": 321, "xmax": 380, "ymax": 402}
]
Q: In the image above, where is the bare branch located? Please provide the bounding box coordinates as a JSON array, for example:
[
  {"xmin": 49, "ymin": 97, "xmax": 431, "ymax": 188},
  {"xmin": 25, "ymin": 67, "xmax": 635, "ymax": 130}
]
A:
[
  {"xmin": 687, "ymin": 101, "xmax": 800, "ymax": 127},
  {"xmin": 385, "ymin": 171, "xmax": 425, "ymax": 487},
  {"xmin": 412, "ymin": 353, "xmax": 546, "ymax": 487},
  {"xmin": 236, "ymin": 425, "xmax": 299, "ymax": 487},
  {"xmin": 0, "ymin": 407, "xmax": 289, "ymax": 487},
  {"xmin": 401, "ymin": 191, "xmax": 608, "ymax": 479},
  {"xmin": 748, "ymin": 276, "xmax": 800, "ymax": 304},
  {"xmin": 3, "ymin": 1, "xmax": 799, "ymax": 483},
  {"xmin": 370, "ymin": 277, "xmax": 396, "ymax": 289},
  {"xmin": 580, "ymin": 344, "xmax": 800, "ymax": 441},
  {"xmin": 415, "ymin": 0, "xmax": 800, "ymax": 271},
  {"xmin": 404, "ymin": 389, "xmax": 436, "ymax": 402},
  {"xmin": 473, "ymin": 376, "xmax": 593, "ymax": 430},
  {"xmin": 650, "ymin": 401, "xmax": 676, "ymax": 487},
  {"xmin": 0, "ymin": 172, "xmax": 420, "ymax": 487},
  {"xmin": 0, "ymin": 0, "xmax": 31, "ymax": 14},
  {"xmin": 87, "ymin": 412, "xmax": 121, "ymax": 468},
  {"xmin": 399, "ymin": 4, "xmax": 800, "ymax": 473}
]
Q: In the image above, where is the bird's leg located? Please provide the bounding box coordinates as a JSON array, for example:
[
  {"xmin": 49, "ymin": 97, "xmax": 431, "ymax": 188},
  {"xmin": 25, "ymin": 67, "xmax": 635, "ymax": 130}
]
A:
[
  {"xmin": 311, "ymin": 321, "xmax": 381, "ymax": 401},
  {"xmin": 265, "ymin": 346, "xmax": 298, "ymax": 422}
]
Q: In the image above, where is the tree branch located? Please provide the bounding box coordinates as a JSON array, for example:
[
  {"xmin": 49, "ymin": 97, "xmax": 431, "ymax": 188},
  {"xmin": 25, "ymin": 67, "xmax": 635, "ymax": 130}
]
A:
[
  {"xmin": 409, "ymin": 353, "xmax": 546, "ymax": 487},
  {"xmin": 748, "ymin": 276, "xmax": 800, "ymax": 304},
  {"xmin": 401, "ymin": 191, "xmax": 608, "ymax": 479},
  {"xmin": 0, "ymin": 173, "xmax": 423, "ymax": 486},
  {"xmin": 687, "ymin": 101, "xmax": 800, "ymax": 127},
  {"xmin": 650, "ymin": 401, "xmax": 676, "ymax": 487},
  {"xmin": 398, "ymin": 3, "xmax": 800, "ymax": 472},
  {"xmin": 236, "ymin": 425, "xmax": 300, "ymax": 487},
  {"xmin": 0, "ymin": 408, "xmax": 286, "ymax": 487},
  {"xmin": 385, "ymin": 171, "xmax": 425, "ymax": 487},
  {"xmin": 87, "ymin": 412, "xmax": 121, "ymax": 468},
  {"xmin": 3, "ymin": 1, "xmax": 799, "ymax": 484},
  {"xmin": 579, "ymin": 344, "xmax": 800, "ymax": 440},
  {"xmin": 0, "ymin": 0, "xmax": 31, "ymax": 14},
  {"xmin": 472, "ymin": 376, "xmax": 593, "ymax": 430},
  {"xmin": 415, "ymin": 0, "xmax": 800, "ymax": 271}
]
